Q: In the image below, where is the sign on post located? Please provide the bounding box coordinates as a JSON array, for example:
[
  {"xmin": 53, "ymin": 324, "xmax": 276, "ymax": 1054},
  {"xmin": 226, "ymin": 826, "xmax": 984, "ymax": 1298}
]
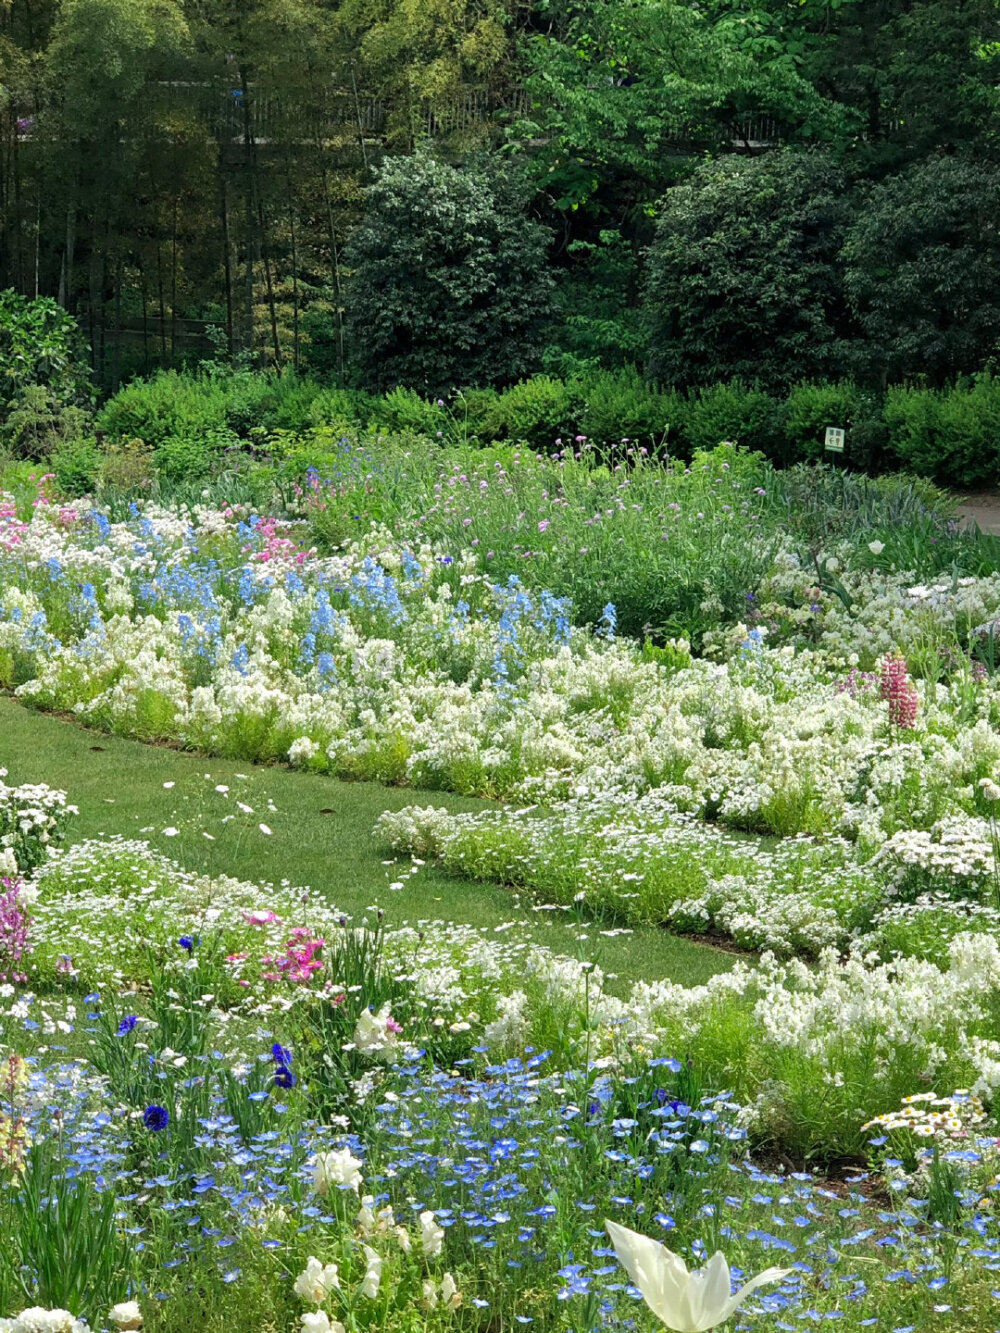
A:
[{"xmin": 824, "ymin": 427, "xmax": 845, "ymax": 454}]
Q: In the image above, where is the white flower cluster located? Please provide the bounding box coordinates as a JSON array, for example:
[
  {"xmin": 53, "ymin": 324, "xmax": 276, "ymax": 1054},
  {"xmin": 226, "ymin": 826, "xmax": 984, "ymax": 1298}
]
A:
[
  {"xmin": 0, "ymin": 1311, "xmax": 87, "ymax": 1333},
  {"xmin": 0, "ymin": 770, "xmax": 76, "ymax": 873}
]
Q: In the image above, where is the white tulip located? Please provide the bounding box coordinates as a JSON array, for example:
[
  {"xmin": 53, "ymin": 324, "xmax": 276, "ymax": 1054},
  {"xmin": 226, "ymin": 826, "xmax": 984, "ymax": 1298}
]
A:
[
  {"xmin": 312, "ymin": 1147, "xmax": 363, "ymax": 1196},
  {"xmin": 359, "ymin": 1244, "xmax": 383, "ymax": 1299},
  {"xmin": 605, "ymin": 1220, "xmax": 790, "ymax": 1333},
  {"xmin": 419, "ymin": 1209, "xmax": 445, "ymax": 1257},
  {"xmin": 293, "ymin": 1256, "xmax": 340, "ymax": 1304},
  {"xmin": 868, "ymin": 540, "xmax": 885, "ymax": 555}
]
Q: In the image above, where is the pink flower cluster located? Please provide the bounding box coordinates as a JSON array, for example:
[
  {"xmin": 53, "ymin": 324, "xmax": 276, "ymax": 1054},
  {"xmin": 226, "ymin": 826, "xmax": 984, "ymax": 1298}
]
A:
[
  {"xmin": 0, "ymin": 877, "xmax": 32, "ymax": 984},
  {"xmin": 243, "ymin": 516, "xmax": 315, "ymax": 566},
  {"xmin": 880, "ymin": 653, "xmax": 919, "ymax": 729},
  {"xmin": 262, "ymin": 926, "xmax": 326, "ymax": 983}
]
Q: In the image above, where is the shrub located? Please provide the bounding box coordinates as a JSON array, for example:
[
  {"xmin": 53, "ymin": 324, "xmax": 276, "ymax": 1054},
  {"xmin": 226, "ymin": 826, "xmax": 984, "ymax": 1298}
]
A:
[
  {"xmin": 49, "ymin": 435, "xmax": 101, "ymax": 496},
  {"xmin": 885, "ymin": 375, "xmax": 1000, "ymax": 487},
  {"xmin": 844, "ymin": 157, "xmax": 1000, "ymax": 386},
  {"xmin": 780, "ymin": 380, "xmax": 887, "ymax": 468},
  {"xmin": 0, "ymin": 291, "xmax": 93, "ymax": 455},
  {"xmin": 98, "ymin": 370, "xmax": 230, "ymax": 448},
  {"xmin": 644, "ymin": 151, "xmax": 852, "ymax": 392},
  {"xmin": 308, "ymin": 388, "xmax": 371, "ymax": 432},
  {"xmin": 156, "ymin": 427, "xmax": 237, "ymax": 480},
  {"xmin": 683, "ymin": 381, "xmax": 785, "ymax": 460},
  {"xmin": 343, "ymin": 149, "xmax": 555, "ymax": 395},
  {"xmin": 577, "ymin": 367, "xmax": 681, "ymax": 451},
  {"xmin": 376, "ymin": 386, "xmax": 449, "ymax": 437},
  {"xmin": 482, "ymin": 375, "xmax": 584, "ymax": 450}
]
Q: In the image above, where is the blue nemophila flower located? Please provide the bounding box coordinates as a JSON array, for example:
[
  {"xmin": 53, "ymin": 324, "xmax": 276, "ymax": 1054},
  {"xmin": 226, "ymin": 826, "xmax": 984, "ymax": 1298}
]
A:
[
  {"xmin": 144, "ymin": 1105, "xmax": 170, "ymax": 1131},
  {"xmin": 117, "ymin": 1015, "xmax": 138, "ymax": 1036}
]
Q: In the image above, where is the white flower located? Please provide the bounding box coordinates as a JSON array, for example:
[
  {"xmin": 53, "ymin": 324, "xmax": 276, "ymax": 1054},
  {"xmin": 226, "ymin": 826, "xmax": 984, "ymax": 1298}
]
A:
[
  {"xmin": 293, "ymin": 1256, "xmax": 340, "ymax": 1304},
  {"xmin": 108, "ymin": 1302, "xmax": 143, "ymax": 1330},
  {"xmin": 359, "ymin": 1244, "xmax": 382, "ymax": 1299},
  {"xmin": 312, "ymin": 1147, "xmax": 363, "ymax": 1196},
  {"xmin": 980, "ymin": 777, "xmax": 1000, "ymax": 803},
  {"xmin": 353, "ymin": 1003, "xmax": 400, "ymax": 1059},
  {"xmin": 868, "ymin": 540, "xmax": 885, "ymax": 555},
  {"xmin": 162, "ymin": 827, "xmax": 179, "ymax": 837},
  {"xmin": 440, "ymin": 1273, "xmax": 462, "ymax": 1311},
  {"xmin": 356, "ymin": 1197, "xmax": 376, "ymax": 1235},
  {"xmin": 605, "ymin": 1220, "xmax": 790, "ymax": 1332},
  {"xmin": 9, "ymin": 1312, "xmax": 87, "ymax": 1333},
  {"xmin": 300, "ymin": 1313, "xmax": 345, "ymax": 1333},
  {"xmin": 419, "ymin": 1209, "xmax": 445, "ymax": 1257}
]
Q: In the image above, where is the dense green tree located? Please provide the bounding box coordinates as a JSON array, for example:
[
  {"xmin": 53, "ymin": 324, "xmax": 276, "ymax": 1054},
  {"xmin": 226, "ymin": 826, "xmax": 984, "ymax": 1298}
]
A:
[
  {"xmin": 843, "ymin": 157, "xmax": 1000, "ymax": 386},
  {"xmin": 343, "ymin": 150, "xmax": 554, "ymax": 394},
  {"xmin": 704, "ymin": 0, "xmax": 1000, "ymax": 169},
  {"xmin": 517, "ymin": 0, "xmax": 841, "ymax": 219},
  {"xmin": 643, "ymin": 150, "xmax": 851, "ymax": 391}
]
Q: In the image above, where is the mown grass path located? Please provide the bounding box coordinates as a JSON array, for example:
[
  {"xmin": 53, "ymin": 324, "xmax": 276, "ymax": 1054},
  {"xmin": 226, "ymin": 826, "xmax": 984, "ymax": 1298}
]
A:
[{"xmin": 0, "ymin": 696, "xmax": 735, "ymax": 991}]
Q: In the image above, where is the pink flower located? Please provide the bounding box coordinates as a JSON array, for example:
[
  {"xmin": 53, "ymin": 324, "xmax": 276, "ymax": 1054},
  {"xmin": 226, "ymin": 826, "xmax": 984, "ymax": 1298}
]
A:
[
  {"xmin": 243, "ymin": 909, "xmax": 281, "ymax": 927},
  {"xmin": 880, "ymin": 654, "xmax": 919, "ymax": 729}
]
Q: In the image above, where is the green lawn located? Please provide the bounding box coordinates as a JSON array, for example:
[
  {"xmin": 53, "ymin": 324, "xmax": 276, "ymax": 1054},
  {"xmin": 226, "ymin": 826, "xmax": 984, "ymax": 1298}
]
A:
[{"xmin": 0, "ymin": 696, "xmax": 735, "ymax": 991}]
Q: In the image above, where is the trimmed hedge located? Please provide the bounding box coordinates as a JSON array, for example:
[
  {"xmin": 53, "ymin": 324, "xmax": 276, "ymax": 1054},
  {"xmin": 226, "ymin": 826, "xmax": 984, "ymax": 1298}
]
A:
[{"xmin": 95, "ymin": 367, "xmax": 1000, "ymax": 486}]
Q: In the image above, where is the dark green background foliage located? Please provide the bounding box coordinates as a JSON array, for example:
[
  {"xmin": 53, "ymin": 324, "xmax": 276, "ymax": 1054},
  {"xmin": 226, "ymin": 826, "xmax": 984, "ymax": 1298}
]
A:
[
  {"xmin": 0, "ymin": 291, "xmax": 94, "ymax": 455},
  {"xmin": 2, "ymin": 0, "xmax": 1000, "ymax": 484},
  {"xmin": 643, "ymin": 152, "xmax": 852, "ymax": 393},
  {"xmin": 343, "ymin": 153, "xmax": 555, "ymax": 395},
  {"xmin": 843, "ymin": 158, "xmax": 1000, "ymax": 386}
]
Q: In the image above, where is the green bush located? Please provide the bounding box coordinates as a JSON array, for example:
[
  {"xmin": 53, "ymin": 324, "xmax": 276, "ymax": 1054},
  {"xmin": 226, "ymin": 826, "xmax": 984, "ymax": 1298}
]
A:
[
  {"xmin": 577, "ymin": 367, "xmax": 681, "ymax": 450},
  {"xmin": 98, "ymin": 369, "xmax": 325, "ymax": 449},
  {"xmin": 156, "ymin": 427, "xmax": 237, "ymax": 480},
  {"xmin": 885, "ymin": 375, "xmax": 1000, "ymax": 487},
  {"xmin": 343, "ymin": 149, "xmax": 555, "ymax": 395},
  {"xmin": 376, "ymin": 386, "xmax": 449, "ymax": 437},
  {"xmin": 49, "ymin": 435, "xmax": 101, "ymax": 496},
  {"xmin": 683, "ymin": 381, "xmax": 785, "ymax": 460},
  {"xmin": 308, "ymin": 388, "xmax": 370, "ymax": 433},
  {"xmin": 844, "ymin": 157, "xmax": 1000, "ymax": 386},
  {"xmin": 0, "ymin": 291, "xmax": 94, "ymax": 455},
  {"xmin": 644, "ymin": 151, "xmax": 852, "ymax": 392},
  {"xmin": 98, "ymin": 370, "xmax": 231, "ymax": 448},
  {"xmin": 482, "ymin": 375, "xmax": 584, "ymax": 450}
]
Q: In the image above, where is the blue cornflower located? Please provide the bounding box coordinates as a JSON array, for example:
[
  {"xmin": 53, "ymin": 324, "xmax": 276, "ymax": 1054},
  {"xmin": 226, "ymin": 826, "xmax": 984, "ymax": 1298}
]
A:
[
  {"xmin": 144, "ymin": 1105, "xmax": 170, "ymax": 1131},
  {"xmin": 178, "ymin": 936, "xmax": 195, "ymax": 953},
  {"xmin": 117, "ymin": 1015, "xmax": 138, "ymax": 1036},
  {"xmin": 273, "ymin": 1065, "xmax": 297, "ymax": 1089},
  {"xmin": 271, "ymin": 1042, "xmax": 292, "ymax": 1067}
]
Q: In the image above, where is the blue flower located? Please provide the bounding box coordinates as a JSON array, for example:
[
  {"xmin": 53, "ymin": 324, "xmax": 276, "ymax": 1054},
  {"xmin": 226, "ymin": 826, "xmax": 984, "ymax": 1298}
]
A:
[
  {"xmin": 117, "ymin": 1015, "xmax": 138, "ymax": 1036},
  {"xmin": 178, "ymin": 936, "xmax": 195, "ymax": 953},
  {"xmin": 144, "ymin": 1105, "xmax": 170, "ymax": 1131}
]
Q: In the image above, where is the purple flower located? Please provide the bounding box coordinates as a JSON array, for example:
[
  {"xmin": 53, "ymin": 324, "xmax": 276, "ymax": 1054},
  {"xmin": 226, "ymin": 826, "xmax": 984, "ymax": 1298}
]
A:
[{"xmin": 117, "ymin": 1015, "xmax": 138, "ymax": 1036}]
